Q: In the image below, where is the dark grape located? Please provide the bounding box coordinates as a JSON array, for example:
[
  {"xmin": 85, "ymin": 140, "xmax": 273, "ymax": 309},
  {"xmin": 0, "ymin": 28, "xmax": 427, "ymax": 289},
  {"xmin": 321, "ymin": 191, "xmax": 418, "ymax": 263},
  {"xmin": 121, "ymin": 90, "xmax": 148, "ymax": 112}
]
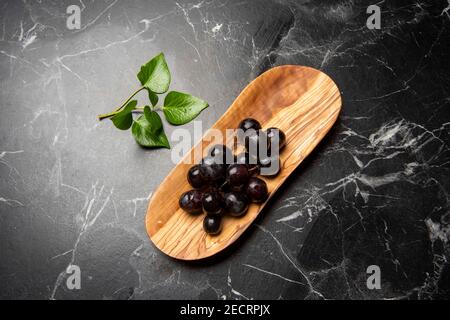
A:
[
  {"xmin": 219, "ymin": 180, "xmax": 232, "ymax": 193},
  {"xmin": 179, "ymin": 190, "xmax": 203, "ymax": 214},
  {"xmin": 227, "ymin": 164, "xmax": 250, "ymax": 189},
  {"xmin": 181, "ymin": 118, "xmax": 285, "ymax": 233},
  {"xmin": 258, "ymin": 155, "xmax": 281, "ymax": 176},
  {"xmin": 187, "ymin": 164, "xmax": 206, "ymax": 189},
  {"xmin": 244, "ymin": 130, "xmax": 269, "ymax": 162},
  {"xmin": 224, "ymin": 192, "xmax": 249, "ymax": 217},
  {"xmin": 235, "ymin": 152, "xmax": 258, "ymax": 171},
  {"xmin": 199, "ymin": 156, "xmax": 226, "ymax": 184},
  {"xmin": 246, "ymin": 177, "xmax": 268, "ymax": 203},
  {"xmin": 266, "ymin": 127, "xmax": 286, "ymax": 153},
  {"xmin": 238, "ymin": 118, "xmax": 261, "ymax": 132},
  {"xmin": 202, "ymin": 191, "xmax": 223, "ymax": 214},
  {"xmin": 209, "ymin": 144, "xmax": 233, "ymax": 165},
  {"xmin": 244, "ymin": 129, "xmax": 258, "ymax": 151},
  {"xmin": 203, "ymin": 214, "xmax": 222, "ymax": 235}
]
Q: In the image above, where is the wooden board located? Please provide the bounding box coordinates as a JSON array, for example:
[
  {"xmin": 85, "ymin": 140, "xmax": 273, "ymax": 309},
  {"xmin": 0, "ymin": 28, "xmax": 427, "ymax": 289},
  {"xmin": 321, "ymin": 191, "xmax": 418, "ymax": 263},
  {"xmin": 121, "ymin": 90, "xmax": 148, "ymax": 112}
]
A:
[{"xmin": 145, "ymin": 65, "xmax": 342, "ymax": 260}]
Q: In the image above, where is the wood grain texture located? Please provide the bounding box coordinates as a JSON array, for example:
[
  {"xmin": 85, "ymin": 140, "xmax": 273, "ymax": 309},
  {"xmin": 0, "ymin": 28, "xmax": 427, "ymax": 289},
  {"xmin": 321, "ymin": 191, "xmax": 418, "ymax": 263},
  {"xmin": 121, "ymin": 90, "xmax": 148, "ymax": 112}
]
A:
[{"xmin": 145, "ymin": 65, "xmax": 342, "ymax": 260}]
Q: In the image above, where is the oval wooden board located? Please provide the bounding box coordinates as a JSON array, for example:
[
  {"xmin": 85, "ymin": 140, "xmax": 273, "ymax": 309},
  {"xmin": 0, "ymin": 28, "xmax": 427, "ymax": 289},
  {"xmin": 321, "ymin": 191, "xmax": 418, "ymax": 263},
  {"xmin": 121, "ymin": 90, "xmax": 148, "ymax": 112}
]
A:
[{"xmin": 146, "ymin": 65, "xmax": 342, "ymax": 260}]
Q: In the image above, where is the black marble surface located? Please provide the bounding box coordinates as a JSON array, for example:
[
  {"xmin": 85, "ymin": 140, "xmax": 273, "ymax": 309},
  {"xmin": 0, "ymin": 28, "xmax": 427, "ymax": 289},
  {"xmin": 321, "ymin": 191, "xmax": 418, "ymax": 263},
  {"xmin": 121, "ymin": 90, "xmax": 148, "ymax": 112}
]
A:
[{"xmin": 0, "ymin": 0, "xmax": 449, "ymax": 300}]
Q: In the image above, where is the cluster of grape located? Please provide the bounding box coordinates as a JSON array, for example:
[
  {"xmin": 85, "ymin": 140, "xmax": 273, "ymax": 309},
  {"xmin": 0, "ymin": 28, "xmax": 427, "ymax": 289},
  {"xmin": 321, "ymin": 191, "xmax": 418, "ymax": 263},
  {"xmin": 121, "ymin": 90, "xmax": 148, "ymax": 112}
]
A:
[{"xmin": 179, "ymin": 118, "xmax": 286, "ymax": 235}]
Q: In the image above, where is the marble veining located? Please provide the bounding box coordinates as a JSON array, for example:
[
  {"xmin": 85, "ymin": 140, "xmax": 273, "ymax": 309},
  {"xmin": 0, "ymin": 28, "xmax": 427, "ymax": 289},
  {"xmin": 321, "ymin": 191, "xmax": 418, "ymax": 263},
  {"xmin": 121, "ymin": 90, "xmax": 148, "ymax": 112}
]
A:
[{"xmin": 0, "ymin": 0, "xmax": 449, "ymax": 299}]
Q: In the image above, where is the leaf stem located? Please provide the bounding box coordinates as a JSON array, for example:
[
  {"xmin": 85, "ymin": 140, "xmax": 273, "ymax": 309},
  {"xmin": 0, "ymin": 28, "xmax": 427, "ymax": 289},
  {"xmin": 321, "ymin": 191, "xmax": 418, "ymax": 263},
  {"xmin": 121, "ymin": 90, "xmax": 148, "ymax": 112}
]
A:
[
  {"xmin": 98, "ymin": 108, "xmax": 146, "ymax": 121},
  {"xmin": 97, "ymin": 86, "xmax": 144, "ymax": 120},
  {"xmin": 97, "ymin": 108, "xmax": 145, "ymax": 121},
  {"xmin": 97, "ymin": 110, "xmax": 119, "ymax": 120},
  {"xmin": 116, "ymin": 87, "xmax": 145, "ymax": 112},
  {"xmin": 132, "ymin": 108, "xmax": 144, "ymax": 114}
]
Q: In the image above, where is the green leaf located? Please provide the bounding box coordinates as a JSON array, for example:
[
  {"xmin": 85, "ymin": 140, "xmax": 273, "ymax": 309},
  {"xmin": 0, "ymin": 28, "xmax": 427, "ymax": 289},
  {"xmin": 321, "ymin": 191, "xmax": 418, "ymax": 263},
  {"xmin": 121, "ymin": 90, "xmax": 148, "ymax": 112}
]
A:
[
  {"xmin": 147, "ymin": 89, "xmax": 159, "ymax": 107},
  {"xmin": 137, "ymin": 53, "xmax": 171, "ymax": 94},
  {"xmin": 162, "ymin": 91, "xmax": 209, "ymax": 125},
  {"xmin": 110, "ymin": 100, "xmax": 137, "ymax": 130},
  {"xmin": 144, "ymin": 106, "xmax": 162, "ymax": 133},
  {"xmin": 131, "ymin": 108, "xmax": 170, "ymax": 148}
]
